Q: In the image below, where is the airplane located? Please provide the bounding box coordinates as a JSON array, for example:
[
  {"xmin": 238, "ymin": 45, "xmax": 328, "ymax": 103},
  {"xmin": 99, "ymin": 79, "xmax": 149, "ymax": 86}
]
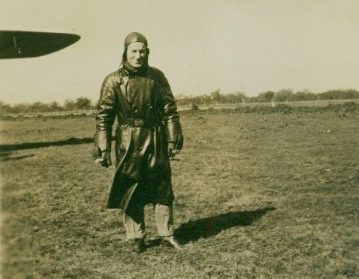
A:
[
  {"xmin": 0, "ymin": 30, "xmax": 80, "ymax": 59},
  {"xmin": 0, "ymin": 30, "xmax": 83, "ymax": 156}
]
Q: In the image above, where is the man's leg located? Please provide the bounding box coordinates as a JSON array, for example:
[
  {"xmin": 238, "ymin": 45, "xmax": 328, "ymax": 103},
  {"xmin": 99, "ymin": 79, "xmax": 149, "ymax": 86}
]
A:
[
  {"xmin": 154, "ymin": 203, "xmax": 174, "ymax": 237},
  {"xmin": 154, "ymin": 203, "xmax": 181, "ymax": 249},
  {"xmin": 123, "ymin": 205, "xmax": 146, "ymax": 253}
]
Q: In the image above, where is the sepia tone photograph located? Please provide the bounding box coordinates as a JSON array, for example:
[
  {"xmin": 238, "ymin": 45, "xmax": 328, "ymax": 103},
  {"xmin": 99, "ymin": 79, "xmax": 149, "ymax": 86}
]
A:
[{"xmin": 1, "ymin": 0, "xmax": 358, "ymax": 278}]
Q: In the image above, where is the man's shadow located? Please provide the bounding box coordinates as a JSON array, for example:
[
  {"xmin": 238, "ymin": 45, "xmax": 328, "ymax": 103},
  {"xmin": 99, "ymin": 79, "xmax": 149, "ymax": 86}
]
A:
[
  {"xmin": 146, "ymin": 206, "xmax": 275, "ymax": 247},
  {"xmin": 175, "ymin": 206, "xmax": 275, "ymax": 244}
]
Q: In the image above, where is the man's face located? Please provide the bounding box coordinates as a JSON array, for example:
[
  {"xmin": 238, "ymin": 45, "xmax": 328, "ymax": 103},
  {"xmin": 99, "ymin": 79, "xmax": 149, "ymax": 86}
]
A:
[{"xmin": 126, "ymin": 42, "xmax": 147, "ymax": 68}]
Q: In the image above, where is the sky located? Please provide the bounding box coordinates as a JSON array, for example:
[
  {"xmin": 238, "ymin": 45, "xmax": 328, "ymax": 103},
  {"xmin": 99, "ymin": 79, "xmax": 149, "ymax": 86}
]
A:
[{"xmin": 1, "ymin": 0, "xmax": 359, "ymax": 104}]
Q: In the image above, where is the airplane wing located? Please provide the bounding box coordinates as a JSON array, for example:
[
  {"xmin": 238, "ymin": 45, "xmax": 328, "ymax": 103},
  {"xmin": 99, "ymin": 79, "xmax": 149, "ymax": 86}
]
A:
[{"xmin": 0, "ymin": 31, "xmax": 80, "ymax": 59}]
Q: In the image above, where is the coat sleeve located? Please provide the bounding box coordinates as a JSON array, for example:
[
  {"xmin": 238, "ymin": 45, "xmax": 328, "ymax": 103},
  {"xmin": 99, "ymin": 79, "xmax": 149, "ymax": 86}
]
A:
[
  {"xmin": 158, "ymin": 71, "xmax": 184, "ymax": 150},
  {"xmin": 94, "ymin": 75, "xmax": 117, "ymax": 152}
]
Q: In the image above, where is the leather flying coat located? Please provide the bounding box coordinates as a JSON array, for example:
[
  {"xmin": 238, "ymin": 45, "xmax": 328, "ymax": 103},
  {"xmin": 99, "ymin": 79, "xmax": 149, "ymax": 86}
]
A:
[{"xmin": 94, "ymin": 65, "xmax": 183, "ymax": 210}]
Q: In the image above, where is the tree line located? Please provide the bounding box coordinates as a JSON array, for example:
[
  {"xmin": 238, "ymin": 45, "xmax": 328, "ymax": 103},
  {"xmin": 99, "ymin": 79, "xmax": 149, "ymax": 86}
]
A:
[
  {"xmin": 0, "ymin": 97, "xmax": 94, "ymax": 114},
  {"xmin": 176, "ymin": 89, "xmax": 359, "ymax": 106},
  {"xmin": 1, "ymin": 89, "xmax": 359, "ymax": 114}
]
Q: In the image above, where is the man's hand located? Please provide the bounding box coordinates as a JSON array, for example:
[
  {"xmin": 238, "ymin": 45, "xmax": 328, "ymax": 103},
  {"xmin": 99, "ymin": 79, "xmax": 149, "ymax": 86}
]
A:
[
  {"xmin": 168, "ymin": 142, "xmax": 180, "ymax": 158},
  {"xmin": 93, "ymin": 148, "xmax": 112, "ymax": 168},
  {"xmin": 168, "ymin": 132, "xmax": 184, "ymax": 158}
]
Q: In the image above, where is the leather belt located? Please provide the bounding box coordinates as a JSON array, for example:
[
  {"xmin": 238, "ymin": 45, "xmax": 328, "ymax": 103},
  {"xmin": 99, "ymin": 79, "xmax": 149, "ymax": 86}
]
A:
[{"xmin": 123, "ymin": 118, "xmax": 160, "ymax": 127}]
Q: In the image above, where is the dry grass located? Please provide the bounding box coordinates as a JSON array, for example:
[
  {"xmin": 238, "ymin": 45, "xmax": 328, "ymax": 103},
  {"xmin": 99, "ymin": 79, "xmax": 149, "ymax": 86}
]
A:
[{"xmin": 1, "ymin": 110, "xmax": 359, "ymax": 278}]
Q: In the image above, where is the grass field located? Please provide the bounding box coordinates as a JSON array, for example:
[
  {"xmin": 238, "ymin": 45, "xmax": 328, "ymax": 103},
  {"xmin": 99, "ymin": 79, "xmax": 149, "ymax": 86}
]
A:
[{"xmin": 1, "ymin": 109, "xmax": 359, "ymax": 278}]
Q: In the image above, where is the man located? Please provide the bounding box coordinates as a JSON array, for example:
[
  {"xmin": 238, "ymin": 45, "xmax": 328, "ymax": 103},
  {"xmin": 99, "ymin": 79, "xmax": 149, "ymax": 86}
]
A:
[{"xmin": 93, "ymin": 32, "xmax": 183, "ymax": 253}]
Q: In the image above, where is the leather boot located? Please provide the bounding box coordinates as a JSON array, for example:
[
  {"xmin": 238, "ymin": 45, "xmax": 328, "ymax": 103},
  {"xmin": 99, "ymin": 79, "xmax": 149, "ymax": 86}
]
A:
[{"xmin": 132, "ymin": 238, "xmax": 146, "ymax": 254}]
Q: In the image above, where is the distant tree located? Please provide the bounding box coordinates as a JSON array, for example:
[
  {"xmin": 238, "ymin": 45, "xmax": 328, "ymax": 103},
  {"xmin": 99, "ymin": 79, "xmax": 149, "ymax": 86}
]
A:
[
  {"xmin": 190, "ymin": 96, "xmax": 204, "ymax": 105},
  {"xmin": 318, "ymin": 89, "xmax": 359, "ymax": 100},
  {"xmin": 273, "ymin": 89, "xmax": 293, "ymax": 102},
  {"xmin": 210, "ymin": 89, "xmax": 221, "ymax": 103},
  {"xmin": 343, "ymin": 89, "xmax": 359, "ymax": 99},
  {"xmin": 235, "ymin": 91, "xmax": 248, "ymax": 103},
  {"xmin": 304, "ymin": 92, "xmax": 318, "ymax": 101},
  {"xmin": 27, "ymin": 102, "xmax": 49, "ymax": 112},
  {"xmin": 64, "ymin": 99, "xmax": 76, "ymax": 111},
  {"xmin": 258, "ymin": 91, "xmax": 275, "ymax": 102},
  {"xmin": 0, "ymin": 101, "xmax": 13, "ymax": 114},
  {"xmin": 222, "ymin": 93, "xmax": 236, "ymax": 103},
  {"xmin": 75, "ymin": 97, "xmax": 92, "ymax": 110},
  {"xmin": 50, "ymin": 101, "xmax": 64, "ymax": 111},
  {"xmin": 318, "ymin": 90, "xmax": 338, "ymax": 100},
  {"xmin": 291, "ymin": 91, "xmax": 306, "ymax": 102},
  {"xmin": 12, "ymin": 103, "xmax": 30, "ymax": 113},
  {"xmin": 286, "ymin": 90, "xmax": 315, "ymax": 102},
  {"xmin": 221, "ymin": 91, "xmax": 247, "ymax": 103},
  {"xmin": 247, "ymin": 96, "xmax": 258, "ymax": 103}
]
